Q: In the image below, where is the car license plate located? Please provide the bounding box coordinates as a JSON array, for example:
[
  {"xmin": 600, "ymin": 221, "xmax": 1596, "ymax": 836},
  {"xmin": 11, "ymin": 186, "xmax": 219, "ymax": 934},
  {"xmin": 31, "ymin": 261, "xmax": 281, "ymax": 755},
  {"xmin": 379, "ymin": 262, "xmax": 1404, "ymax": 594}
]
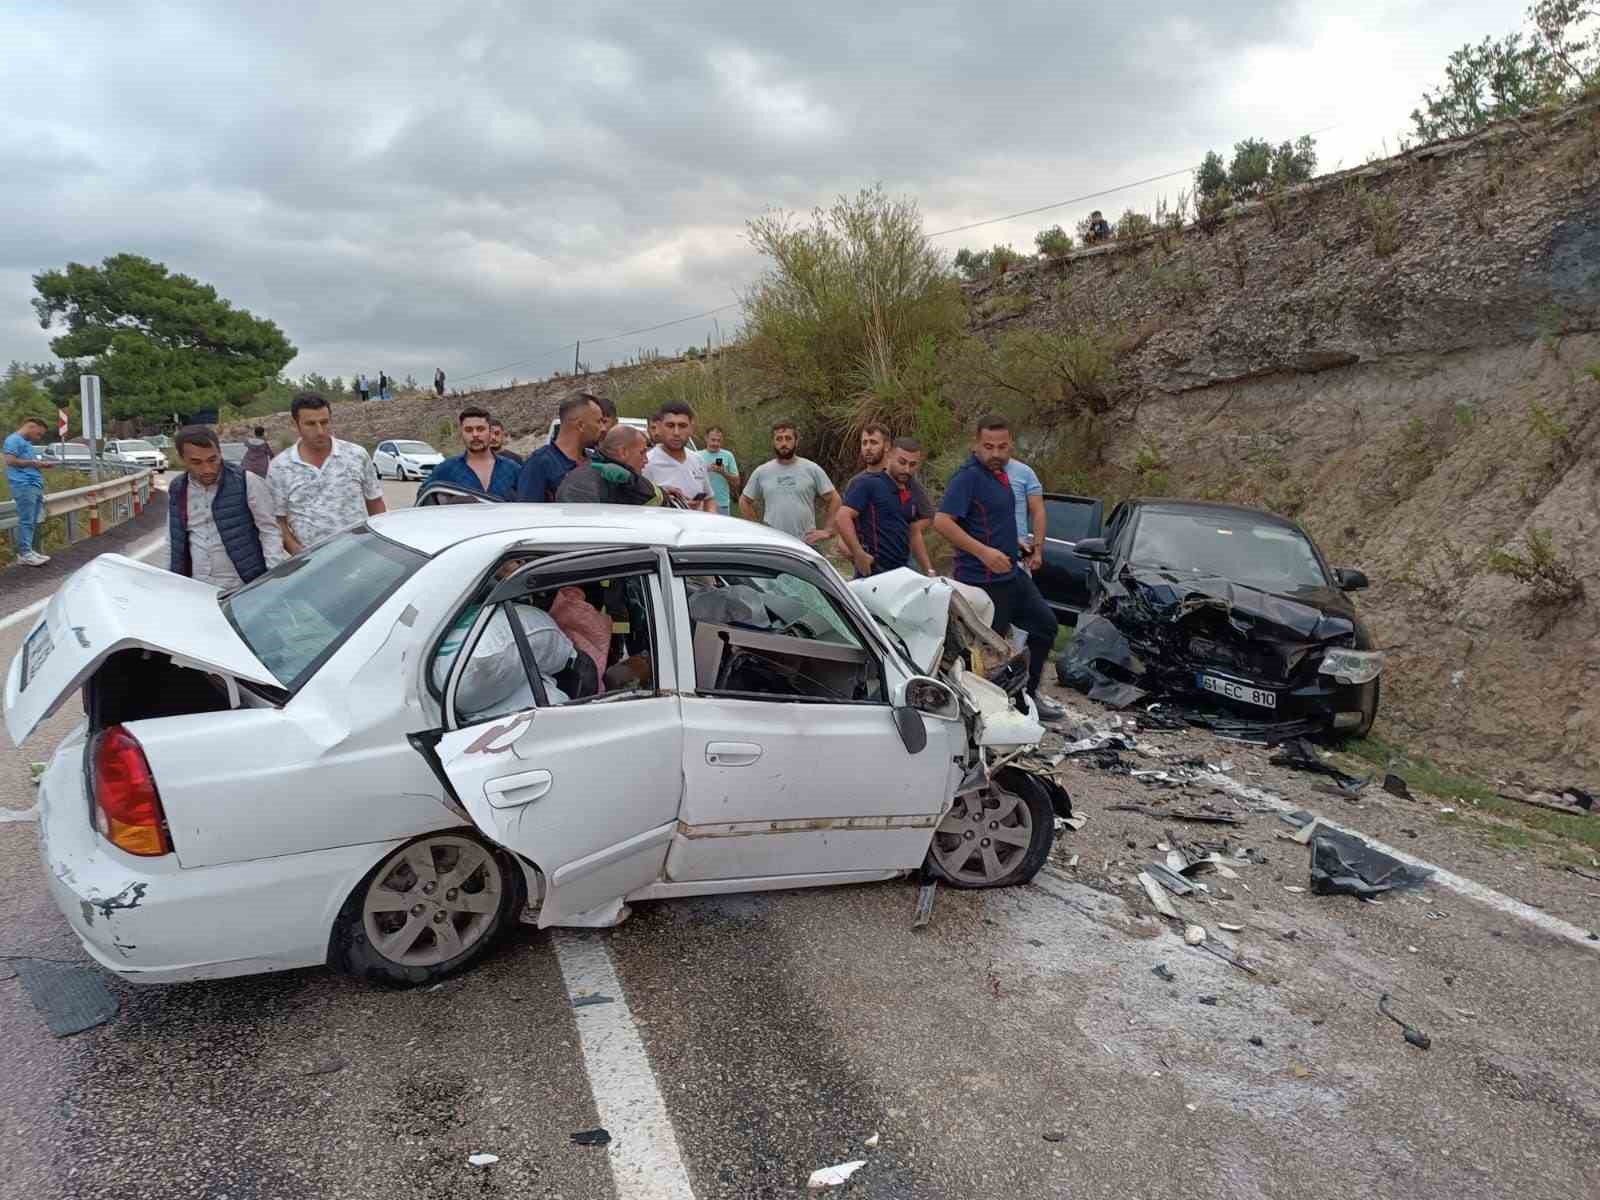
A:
[
  {"xmin": 21, "ymin": 622, "xmax": 54, "ymax": 691},
  {"xmin": 1198, "ymin": 673, "xmax": 1276, "ymax": 709}
]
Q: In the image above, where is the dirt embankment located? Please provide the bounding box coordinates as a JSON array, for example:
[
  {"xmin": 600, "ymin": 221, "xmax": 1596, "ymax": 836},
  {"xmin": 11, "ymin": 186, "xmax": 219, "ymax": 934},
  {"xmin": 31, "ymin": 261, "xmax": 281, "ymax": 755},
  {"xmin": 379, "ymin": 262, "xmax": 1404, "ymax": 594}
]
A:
[{"xmin": 977, "ymin": 103, "xmax": 1600, "ymax": 784}]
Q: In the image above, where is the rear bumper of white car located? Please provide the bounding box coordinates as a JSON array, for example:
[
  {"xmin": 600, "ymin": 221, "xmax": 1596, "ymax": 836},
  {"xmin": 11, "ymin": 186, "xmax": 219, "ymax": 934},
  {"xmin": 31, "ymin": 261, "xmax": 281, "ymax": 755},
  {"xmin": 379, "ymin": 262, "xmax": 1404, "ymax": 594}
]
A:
[{"xmin": 36, "ymin": 727, "xmax": 395, "ymax": 985}]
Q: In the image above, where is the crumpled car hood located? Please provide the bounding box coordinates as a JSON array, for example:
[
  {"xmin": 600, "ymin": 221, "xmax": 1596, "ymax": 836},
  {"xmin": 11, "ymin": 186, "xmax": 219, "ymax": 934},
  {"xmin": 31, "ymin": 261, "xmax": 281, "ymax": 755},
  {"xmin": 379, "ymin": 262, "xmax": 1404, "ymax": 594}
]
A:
[{"xmin": 1119, "ymin": 567, "xmax": 1355, "ymax": 645}]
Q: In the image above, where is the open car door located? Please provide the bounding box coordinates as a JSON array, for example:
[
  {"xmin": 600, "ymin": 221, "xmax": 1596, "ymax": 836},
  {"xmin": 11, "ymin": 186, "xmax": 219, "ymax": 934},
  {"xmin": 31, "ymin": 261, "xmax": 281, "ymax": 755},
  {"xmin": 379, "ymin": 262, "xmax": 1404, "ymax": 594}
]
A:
[
  {"xmin": 419, "ymin": 547, "xmax": 684, "ymax": 927},
  {"xmin": 1036, "ymin": 493, "xmax": 1104, "ymax": 621}
]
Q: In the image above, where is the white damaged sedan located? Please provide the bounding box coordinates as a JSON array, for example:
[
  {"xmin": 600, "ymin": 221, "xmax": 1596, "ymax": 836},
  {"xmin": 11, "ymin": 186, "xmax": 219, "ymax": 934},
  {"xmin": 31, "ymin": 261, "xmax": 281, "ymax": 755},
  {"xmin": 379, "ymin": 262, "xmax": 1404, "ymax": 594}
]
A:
[{"xmin": 5, "ymin": 505, "xmax": 1067, "ymax": 986}]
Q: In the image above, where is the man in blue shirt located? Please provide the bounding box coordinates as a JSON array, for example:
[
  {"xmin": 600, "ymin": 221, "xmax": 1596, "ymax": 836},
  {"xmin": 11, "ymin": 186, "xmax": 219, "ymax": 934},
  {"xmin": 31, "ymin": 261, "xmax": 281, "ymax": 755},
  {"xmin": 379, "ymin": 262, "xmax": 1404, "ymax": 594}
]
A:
[
  {"xmin": 1006, "ymin": 458, "xmax": 1046, "ymax": 569},
  {"xmin": 429, "ymin": 407, "xmax": 520, "ymax": 499},
  {"xmin": 4, "ymin": 416, "xmax": 64, "ymax": 567},
  {"xmin": 933, "ymin": 416, "xmax": 1062, "ymax": 717},
  {"xmin": 836, "ymin": 438, "xmax": 933, "ymax": 576},
  {"xmin": 518, "ymin": 394, "xmax": 603, "ymax": 501}
]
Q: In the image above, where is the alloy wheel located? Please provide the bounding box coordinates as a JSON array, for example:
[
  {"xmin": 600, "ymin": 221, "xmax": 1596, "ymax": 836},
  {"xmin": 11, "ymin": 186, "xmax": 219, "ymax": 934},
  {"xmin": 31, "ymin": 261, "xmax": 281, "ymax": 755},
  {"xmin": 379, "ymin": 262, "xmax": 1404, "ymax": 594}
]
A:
[
  {"xmin": 929, "ymin": 781, "xmax": 1034, "ymax": 886},
  {"xmin": 361, "ymin": 836, "xmax": 505, "ymax": 967}
]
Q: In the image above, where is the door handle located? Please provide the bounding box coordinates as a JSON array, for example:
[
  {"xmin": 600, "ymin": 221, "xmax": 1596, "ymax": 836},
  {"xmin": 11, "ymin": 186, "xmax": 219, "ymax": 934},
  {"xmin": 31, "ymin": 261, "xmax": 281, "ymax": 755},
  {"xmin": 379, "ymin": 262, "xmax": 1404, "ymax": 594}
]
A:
[
  {"xmin": 705, "ymin": 741, "xmax": 762, "ymax": 767},
  {"xmin": 483, "ymin": 769, "xmax": 553, "ymax": 810}
]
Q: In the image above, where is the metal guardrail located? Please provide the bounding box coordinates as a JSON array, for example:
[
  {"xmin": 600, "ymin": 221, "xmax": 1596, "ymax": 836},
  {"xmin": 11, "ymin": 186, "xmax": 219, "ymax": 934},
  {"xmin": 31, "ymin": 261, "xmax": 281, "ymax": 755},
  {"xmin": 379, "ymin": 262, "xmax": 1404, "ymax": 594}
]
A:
[{"xmin": 1, "ymin": 464, "xmax": 158, "ymax": 547}]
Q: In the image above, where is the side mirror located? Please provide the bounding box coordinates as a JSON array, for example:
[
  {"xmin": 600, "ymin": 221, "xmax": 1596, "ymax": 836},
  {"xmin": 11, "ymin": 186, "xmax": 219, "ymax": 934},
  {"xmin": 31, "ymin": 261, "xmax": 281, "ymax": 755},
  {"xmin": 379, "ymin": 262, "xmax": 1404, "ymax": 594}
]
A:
[
  {"xmin": 892, "ymin": 706, "xmax": 928, "ymax": 755},
  {"xmin": 1336, "ymin": 567, "xmax": 1369, "ymax": 592},
  {"xmin": 1073, "ymin": 537, "xmax": 1112, "ymax": 562},
  {"xmin": 904, "ymin": 676, "xmax": 959, "ymax": 720}
]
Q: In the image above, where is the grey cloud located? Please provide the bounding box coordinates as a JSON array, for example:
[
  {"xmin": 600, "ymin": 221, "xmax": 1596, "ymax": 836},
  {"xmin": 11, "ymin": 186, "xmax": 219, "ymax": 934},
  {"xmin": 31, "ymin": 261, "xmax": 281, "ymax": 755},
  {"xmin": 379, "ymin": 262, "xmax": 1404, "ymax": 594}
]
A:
[{"xmin": 0, "ymin": 0, "xmax": 1515, "ymax": 389}]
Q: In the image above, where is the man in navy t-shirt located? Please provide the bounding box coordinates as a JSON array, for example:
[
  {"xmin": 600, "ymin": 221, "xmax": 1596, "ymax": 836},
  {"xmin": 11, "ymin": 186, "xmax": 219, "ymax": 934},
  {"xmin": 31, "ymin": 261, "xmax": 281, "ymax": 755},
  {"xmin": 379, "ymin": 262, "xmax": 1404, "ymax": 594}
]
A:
[
  {"xmin": 933, "ymin": 415, "xmax": 1062, "ymax": 717},
  {"xmin": 837, "ymin": 438, "xmax": 933, "ymax": 576},
  {"xmin": 518, "ymin": 394, "xmax": 602, "ymax": 501}
]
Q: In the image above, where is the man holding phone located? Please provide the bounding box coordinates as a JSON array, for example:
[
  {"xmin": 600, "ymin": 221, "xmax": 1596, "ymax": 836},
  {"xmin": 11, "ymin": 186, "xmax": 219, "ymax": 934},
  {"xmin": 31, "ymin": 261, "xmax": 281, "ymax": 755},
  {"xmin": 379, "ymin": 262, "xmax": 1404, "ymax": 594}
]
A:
[{"xmin": 698, "ymin": 425, "xmax": 740, "ymax": 515}]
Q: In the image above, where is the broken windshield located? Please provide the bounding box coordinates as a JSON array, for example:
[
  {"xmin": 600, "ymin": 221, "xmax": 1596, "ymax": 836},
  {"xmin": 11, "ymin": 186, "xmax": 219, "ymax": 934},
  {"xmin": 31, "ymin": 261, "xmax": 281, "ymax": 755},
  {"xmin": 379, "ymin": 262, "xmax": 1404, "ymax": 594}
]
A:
[{"xmin": 1129, "ymin": 511, "xmax": 1329, "ymax": 592}]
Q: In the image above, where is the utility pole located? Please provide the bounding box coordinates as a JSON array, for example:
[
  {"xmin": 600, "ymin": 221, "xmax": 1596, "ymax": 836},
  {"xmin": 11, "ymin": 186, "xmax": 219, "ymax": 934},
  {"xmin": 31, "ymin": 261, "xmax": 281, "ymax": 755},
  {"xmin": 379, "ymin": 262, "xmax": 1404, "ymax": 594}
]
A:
[{"xmin": 574, "ymin": 342, "xmax": 581, "ymax": 376}]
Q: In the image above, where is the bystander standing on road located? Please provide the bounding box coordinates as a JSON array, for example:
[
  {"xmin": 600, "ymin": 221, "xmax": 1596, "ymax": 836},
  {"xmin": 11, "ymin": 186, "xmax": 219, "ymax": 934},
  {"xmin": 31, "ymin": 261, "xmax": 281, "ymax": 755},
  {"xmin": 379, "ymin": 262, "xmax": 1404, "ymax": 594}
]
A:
[
  {"xmin": 356, "ymin": 372, "xmax": 369, "ymax": 402},
  {"xmin": 836, "ymin": 438, "xmax": 933, "ymax": 576},
  {"xmin": 3, "ymin": 415, "xmax": 65, "ymax": 567},
  {"xmin": 430, "ymin": 408, "xmax": 521, "ymax": 498},
  {"xmin": 739, "ymin": 420, "xmax": 839, "ymax": 544},
  {"xmin": 241, "ymin": 425, "xmax": 273, "ymax": 477},
  {"xmin": 699, "ymin": 425, "xmax": 740, "ymax": 515},
  {"xmin": 518, "ymin": 394, "xmax": 602, "ymax": 501},
  {"xmin": 169, "ymin": 426, "xmax": 283, "ymax": 588},
  {"xmin": 489, "ymin": 420, "xmax": 523, "ymax": 466},
  {"xmin": 434, "ymin": 367, "xmax": 446, "ymax": 397},
  {"xmin": 266, "ymin": 393, "xmax": 386, "ymax": 555},
  {"xmin": 643, "ymin": 402, "xmax": 716, "ymax": 511},
  {"xmin": 931, "ymin": 416, "xmax": 1064, "ymax": 718},
  {"xmin": 557, "ymin": 426, "xmax": 665, "ymax": 505}
]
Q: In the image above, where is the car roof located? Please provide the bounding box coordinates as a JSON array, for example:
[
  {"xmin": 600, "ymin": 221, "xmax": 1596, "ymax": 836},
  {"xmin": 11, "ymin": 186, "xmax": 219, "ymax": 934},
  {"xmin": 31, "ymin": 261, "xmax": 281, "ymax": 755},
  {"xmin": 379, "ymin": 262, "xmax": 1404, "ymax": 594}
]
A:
[
  {"xmin": 369, "ymin": 502, "xmax": 822, "ymax": 558},
  {"xmin": 1129, "ymin": 498, "xmax": 1304, "ymax": 531}
]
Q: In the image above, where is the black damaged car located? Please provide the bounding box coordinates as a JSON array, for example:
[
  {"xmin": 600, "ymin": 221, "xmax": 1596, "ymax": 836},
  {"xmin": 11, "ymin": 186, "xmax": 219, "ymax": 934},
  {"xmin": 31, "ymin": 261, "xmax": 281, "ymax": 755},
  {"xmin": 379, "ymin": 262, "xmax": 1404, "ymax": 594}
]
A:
[{"xmin": 1036, "ymin": 497, "xmax": 1383, "ymax": 737}]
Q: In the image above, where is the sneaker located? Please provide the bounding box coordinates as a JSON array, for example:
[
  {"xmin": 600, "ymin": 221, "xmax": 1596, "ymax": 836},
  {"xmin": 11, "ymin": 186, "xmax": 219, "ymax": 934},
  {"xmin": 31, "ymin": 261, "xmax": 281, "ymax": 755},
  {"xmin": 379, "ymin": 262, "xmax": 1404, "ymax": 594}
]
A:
[
  {"xmin": 1030, "ymin": 691, "xmax": 1067, "ymax": 721},
  {"xmin": 19, "ymin": 551, "xmax": 49, "ymax": 567}
]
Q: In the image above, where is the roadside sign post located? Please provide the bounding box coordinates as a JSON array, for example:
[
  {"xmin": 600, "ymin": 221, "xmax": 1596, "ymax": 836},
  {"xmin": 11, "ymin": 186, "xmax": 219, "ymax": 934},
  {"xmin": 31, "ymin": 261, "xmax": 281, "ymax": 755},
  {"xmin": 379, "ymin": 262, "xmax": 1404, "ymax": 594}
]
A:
[
  {"xmin": 57, "ymin": 408, "xmax": 68, "ymax": 441},
  {"xmin": 80, "ymin": 375, "xmax": 102, "ymax": 482}
]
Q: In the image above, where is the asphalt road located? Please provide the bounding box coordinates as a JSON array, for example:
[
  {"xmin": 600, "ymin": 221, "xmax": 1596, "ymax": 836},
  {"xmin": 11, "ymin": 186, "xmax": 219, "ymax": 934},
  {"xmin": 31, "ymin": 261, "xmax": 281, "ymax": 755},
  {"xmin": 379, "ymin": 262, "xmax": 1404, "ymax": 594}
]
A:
[{"xmin": 1, "ymin": 481, "xmax": 1598, "ymax": 1200}]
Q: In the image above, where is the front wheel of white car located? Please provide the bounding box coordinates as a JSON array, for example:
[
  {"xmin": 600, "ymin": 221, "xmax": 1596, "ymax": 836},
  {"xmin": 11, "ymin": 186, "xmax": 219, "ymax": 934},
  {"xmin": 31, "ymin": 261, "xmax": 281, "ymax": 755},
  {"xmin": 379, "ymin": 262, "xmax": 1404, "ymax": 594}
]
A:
[
  {"xmin": 926, "ymin": 769, "xmax": 1054, "ymax": 890},
  {"xmin": 332, "ymin": 830, "xmax": 519, "ymax": 986}
]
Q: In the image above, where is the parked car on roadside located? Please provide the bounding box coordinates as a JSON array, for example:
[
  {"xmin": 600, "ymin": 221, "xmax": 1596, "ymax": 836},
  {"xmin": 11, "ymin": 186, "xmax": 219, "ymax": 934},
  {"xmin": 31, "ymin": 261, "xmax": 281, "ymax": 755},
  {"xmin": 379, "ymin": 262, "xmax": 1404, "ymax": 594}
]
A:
[
  {"xmin": 38, "ymin": 443, "xmax": 95, "ymax": 471},
  {"xmin": 1038, "ymin": 496, "xmax": 1382, "ymax": 736},
  {"xmin": 6, "ymin": 505, "xmax": 1065, "ymax": 988},
  {"xmin": 374, "ymin": 439, "xmax": 444, "ymax": 481},
  {"xmin": 102, "ymin": 438, "xmax": 166, "ymax": 472}
]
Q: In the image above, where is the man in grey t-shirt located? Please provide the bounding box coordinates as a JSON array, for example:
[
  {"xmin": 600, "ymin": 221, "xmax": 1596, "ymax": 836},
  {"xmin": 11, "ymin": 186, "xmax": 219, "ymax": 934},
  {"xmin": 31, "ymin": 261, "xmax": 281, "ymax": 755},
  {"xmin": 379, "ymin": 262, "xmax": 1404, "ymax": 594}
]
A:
[{"xmin": 739, "ymin": 419, "xmax": 838, "ymax": 544}]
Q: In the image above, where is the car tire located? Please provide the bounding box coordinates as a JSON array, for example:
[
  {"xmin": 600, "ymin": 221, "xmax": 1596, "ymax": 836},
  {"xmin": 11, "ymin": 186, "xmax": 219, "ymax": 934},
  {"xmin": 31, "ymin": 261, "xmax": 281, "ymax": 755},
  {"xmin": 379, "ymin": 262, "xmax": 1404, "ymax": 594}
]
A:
[
  {"xmin": 331, "ymin": 829, "xmax": 521, "ymax": 986},
  {"xmin": 925, "ymin": 768, "xmax": 1054, "ymax": 890}
]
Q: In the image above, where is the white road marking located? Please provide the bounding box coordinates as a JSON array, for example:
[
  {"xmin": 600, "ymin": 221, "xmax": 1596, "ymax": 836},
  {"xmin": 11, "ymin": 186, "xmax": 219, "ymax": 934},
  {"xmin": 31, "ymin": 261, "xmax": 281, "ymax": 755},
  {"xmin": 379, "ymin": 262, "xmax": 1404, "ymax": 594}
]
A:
[
  {"xmin": 1204, "ymin": 769, "xmax": 1599, "ymax": 952},
  {"xmin": 0, "ymin": 532, "xmax": 166, "ymax": 634},
  {"xmin": 554, "ymin": 932, "xmax": 697, "ymax": 1200}
]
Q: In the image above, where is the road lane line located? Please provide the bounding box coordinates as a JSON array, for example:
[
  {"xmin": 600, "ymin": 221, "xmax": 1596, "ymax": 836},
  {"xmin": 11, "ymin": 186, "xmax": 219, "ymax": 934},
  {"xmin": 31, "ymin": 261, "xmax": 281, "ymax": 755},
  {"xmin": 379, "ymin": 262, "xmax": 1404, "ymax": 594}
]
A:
[
  {"xmin": 554, "ymin": 932, "xmax": 697, "ymax": 1200},
  {"xmin": 0, "ymin": 533, "xmax": 166, "ymax": 634},
  {"xmin": 1205, "ymin": 770, "xmax": 1599, "ymax": 952}
]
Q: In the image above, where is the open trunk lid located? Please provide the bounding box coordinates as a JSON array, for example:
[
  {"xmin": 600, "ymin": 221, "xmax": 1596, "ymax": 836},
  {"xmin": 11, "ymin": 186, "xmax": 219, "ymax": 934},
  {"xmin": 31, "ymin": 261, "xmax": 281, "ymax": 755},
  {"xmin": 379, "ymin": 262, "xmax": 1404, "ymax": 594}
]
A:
[{"xmin": 4, "ymin": 554, "xmax": 281, "ymax": 745}]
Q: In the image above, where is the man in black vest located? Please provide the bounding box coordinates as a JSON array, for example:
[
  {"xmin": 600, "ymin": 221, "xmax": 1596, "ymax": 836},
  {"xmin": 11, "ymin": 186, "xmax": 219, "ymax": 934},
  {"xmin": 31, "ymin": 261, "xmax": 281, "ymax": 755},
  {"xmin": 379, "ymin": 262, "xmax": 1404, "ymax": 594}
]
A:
[{"xmin": 169, "ymin": 425, "xmax": 284, "ymax": 589}]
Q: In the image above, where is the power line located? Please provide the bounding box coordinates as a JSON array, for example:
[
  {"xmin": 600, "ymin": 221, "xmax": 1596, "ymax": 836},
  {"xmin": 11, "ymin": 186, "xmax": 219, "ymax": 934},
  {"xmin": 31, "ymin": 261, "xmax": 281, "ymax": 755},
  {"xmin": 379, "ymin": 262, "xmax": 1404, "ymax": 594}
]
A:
[
  {"xmin": 925, "ymin": 123, "xmax": 1341, "ymax": 239},
  {"xmin": 457, "ymin": 123, "xmax": 1340, "ymax": 385},
  {"xmin": 454, "ymin": 301, "xmax": 742, "ymax": 384}
]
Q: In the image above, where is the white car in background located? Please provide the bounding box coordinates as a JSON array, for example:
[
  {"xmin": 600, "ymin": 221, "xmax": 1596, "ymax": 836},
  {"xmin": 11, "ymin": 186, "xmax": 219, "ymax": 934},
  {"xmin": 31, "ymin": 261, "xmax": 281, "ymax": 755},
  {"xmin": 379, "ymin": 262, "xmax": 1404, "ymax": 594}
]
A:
[
  {"xmin": 374, "ymin": 439, "xmax": 444, "ymax": 480},
  {"xmin": 102, "ymin": 438, "xmax": 166, "ymax": 472},
  {"xmin": 5, "ymin": 504, "xmax": 1063, "ymax": 987}
]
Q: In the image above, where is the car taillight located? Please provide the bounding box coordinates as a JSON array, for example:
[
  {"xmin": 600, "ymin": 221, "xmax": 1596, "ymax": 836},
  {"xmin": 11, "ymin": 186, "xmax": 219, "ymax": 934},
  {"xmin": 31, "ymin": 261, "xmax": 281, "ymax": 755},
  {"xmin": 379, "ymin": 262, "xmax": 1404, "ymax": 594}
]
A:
[{"xmin": 91, "ymin": 725, "xmax": 171, "ymax": 856}]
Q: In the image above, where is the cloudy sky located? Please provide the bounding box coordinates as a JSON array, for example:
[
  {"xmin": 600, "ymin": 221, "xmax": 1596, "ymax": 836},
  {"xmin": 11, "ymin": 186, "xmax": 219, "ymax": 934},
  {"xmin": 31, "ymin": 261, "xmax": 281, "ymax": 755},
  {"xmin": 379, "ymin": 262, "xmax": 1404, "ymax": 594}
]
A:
[{"xmin": 1, "ymin": 0, "xmax": 1520, "ymax": 390}]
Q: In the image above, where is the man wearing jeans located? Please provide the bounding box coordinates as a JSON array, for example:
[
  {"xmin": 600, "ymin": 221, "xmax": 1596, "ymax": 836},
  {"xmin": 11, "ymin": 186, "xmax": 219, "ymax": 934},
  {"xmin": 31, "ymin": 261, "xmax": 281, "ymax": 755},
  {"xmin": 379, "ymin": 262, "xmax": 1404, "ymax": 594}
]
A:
[
  {"xmin": 932, "ymin": 415, "xmax": 1064, "ymax": 719},
  {"xmin": 4, "ymin": 416, "xmax": 64, "ymax": 567}
]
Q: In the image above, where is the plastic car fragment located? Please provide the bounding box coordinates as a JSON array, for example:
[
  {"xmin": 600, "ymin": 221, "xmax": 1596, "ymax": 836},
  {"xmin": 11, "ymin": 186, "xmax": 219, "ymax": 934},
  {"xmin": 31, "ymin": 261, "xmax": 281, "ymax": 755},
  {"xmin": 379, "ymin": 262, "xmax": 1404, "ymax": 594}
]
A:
[{"xmin": 1309, "ymin": 828, "xmax": 1433, "ymax": 897}]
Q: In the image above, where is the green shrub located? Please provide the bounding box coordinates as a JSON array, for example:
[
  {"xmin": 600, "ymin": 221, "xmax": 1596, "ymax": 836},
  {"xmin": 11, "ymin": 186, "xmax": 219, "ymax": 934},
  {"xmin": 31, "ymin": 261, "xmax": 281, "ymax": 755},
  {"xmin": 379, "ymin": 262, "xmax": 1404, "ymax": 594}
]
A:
[
  {"xmin": 1487, "ymin": 527, "xmax": 1585, "ymax": 604},
  {"xmin": 1034, "ymin": 225, "xmax": 1074, "ymax": 258},
  {"xmin": 743, "ymin": 186, "xmax": 966, "ymax": 469},
  {"xmin": 1114, "ymin": 210, "xmax": 1155, "ymax": 240},
  {"xmin": 1363, "ymin": 191, "xmax": 1402, "ymax": 256}
]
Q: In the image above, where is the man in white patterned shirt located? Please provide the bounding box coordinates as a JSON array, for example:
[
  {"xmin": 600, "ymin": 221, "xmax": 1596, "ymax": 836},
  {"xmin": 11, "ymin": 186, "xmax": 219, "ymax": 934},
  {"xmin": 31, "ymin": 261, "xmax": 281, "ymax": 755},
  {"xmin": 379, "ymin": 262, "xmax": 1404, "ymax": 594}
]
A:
[{"xmin": 267, "ymin": 393, "xmax": 386, "ymax": 554}]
